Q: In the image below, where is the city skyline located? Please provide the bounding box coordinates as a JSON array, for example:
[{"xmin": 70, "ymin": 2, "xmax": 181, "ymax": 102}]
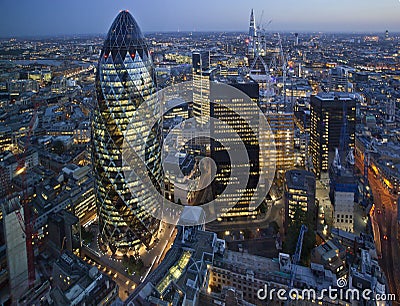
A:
[
  {"xmin": 0, "ymin": 4, "xmax": 399, "ymax": 305},
  {"xmin": 1, "ymin": 0, "xmax": 400, "ymax": 37}
]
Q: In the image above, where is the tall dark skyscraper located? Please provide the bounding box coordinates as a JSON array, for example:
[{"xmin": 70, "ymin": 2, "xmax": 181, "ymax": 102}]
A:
[
  {"xmin": 191, "ymin": 51, "xmax": 264, "ymax": 219},
  {"xmin": 210, "ymin": 85, "xmax": 261, "ymax": 219},
  {"xmin": 192, "ymin": 51, "xmax": 210, "ymax": 73},
  {"xmin": 310, "ymin": 92, "xmax": 356, "ymax": 179},
  {"xmin": 92, "ymin": 11, "xmax": 161, "ymax": 255}
]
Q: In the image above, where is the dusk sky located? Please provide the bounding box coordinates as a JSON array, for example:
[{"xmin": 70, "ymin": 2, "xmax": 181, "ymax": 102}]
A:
[{"xmin": 1, "ymin": 0, "xmax": 400, "ymax": 37}]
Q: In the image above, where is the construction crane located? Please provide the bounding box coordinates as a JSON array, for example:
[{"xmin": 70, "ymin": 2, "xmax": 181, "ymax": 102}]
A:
[
  {"xmin": 256, "ymin": 10, "xmax": 264, "ymax": 32},
  {"xmin": 13, "ymin": 105, "xmax": 38, "ymax": 288},
  {"xmin": 287, "ymin": 224, "xmax": 308, "ymax": 302},
  {"xmin": 0, "ymin": 165, "xmax": 11, "ymax": 198},
  {"xmin": 257, "ymin": 10, "xmax": 272, "ymax": 34},
  {"xmin": 276, "ymin": 33, "xmax": 290, "ymax": 106}
]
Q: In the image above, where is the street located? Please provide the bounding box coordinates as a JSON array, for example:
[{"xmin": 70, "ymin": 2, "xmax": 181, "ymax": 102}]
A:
[
  {"xmin": 81, "ymin": 221, "xmax": 176, "ymax": 301},
  {"xmin": 356, "ymin": 155, "xmax": 400, "ymax": 304}
]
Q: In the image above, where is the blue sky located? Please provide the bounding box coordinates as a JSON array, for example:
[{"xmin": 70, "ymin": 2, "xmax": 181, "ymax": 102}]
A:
[{"xmin": 1, "ymin": 0, "xmax": 399, "ymax": 36}]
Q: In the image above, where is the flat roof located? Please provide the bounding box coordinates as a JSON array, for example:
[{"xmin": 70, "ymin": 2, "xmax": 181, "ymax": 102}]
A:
[{"xmin": 314, "ymin": 92, "xmax": 355, "ymax": 101}]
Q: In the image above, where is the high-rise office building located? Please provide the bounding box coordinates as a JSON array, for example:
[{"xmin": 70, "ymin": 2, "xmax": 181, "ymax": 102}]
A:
[
  {"xmin": 310, "ymin": 93, "xmax": 356, "ymax": 179},
  {"xmin": 193, "ymin": 51, "xmax": 210, "ymax": 73},
  {"xmin": 92, "ymin": 11, "xmax": 161, "ymax": 255},
  {"xmin": 284, "ymin": 169, "xmax": 316, "ymax": 232},
  {"xmin": 191, "ymin": 51, "xmax": 264, "ymax": 219},
  {"xmin": 210, "ymin": 83, "xmax": 261, "ymax": 219},
  {"xmin": 192, "ymin": 51, "xmax": 213, "ymax": 126},
  {"xmin": 2, "ymin": 198, "xmax": 29, "ymax": 301},
  {"xmin": 266, "ymin": 112, "xmax": 295, "ymax": 173}
]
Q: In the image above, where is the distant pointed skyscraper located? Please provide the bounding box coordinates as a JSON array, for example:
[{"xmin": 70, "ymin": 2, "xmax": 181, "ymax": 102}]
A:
[
  {"xmin": 249, "ymin": 9, "xmax": 256, "ymax": 38},
  {"xmin": 248, "ymin": 9, "xmax": 257, "ymax": 59},
  {"xmin": 92, "ymin": 11, "xmax": 161, "ymax": 255}
]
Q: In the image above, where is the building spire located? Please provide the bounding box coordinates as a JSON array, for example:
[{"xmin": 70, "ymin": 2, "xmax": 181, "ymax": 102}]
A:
[
  {"xmin": 248, "ymin": 9, "xmax": 257, "ymax": 59},
  {"xmin": 249, "ymin": 9, "xmax": 256, "ymax": 38}
]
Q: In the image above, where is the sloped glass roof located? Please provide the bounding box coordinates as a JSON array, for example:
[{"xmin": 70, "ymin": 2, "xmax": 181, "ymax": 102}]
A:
[{"xmin": 101, "ymin": 10, "xmax": 149, "ymax": 60}]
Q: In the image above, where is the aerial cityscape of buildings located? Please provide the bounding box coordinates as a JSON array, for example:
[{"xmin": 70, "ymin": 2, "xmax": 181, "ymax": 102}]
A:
[{"xmin": 0, "ymin": 5, "xmax": 399, "ymax": 306}]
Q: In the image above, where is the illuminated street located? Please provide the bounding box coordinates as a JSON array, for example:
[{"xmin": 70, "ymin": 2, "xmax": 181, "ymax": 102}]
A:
[
  {"xmin": 81, "ymin": 221, "xmax": 176, "ymax": 301},
  {"xmin": 356, "ymin": 154, "xmax": 400, "ymax": 304}
]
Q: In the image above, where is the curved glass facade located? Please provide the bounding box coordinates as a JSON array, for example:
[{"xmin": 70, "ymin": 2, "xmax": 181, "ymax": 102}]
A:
[{"xmin": 92, "ymin": 11, "xmax": 161, "ymax": 255}]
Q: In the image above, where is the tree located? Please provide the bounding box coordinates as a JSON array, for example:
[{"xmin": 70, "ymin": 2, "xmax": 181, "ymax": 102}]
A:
[
  {"xmin": 283, "ymin": 204, "xmax": 316, "ymax": 266},
  {"xmin": 259, "ymin": 201, "xmax": 267, "ymax": 214},
  {"xmin": 122, "ymin": 255, "xmax": 144, "ymax": 275},
  {"xmin": 80, "ymin": 227, "xmax": 94, "ymax": 244}
]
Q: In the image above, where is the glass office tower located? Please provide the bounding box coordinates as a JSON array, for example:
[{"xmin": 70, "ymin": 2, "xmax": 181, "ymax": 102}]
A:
[
  {"xmin": 310, "ymin": 92, "xmax": 356, "ymax": 179},
  {"xmin": 92, "ymin": 11, "xmax": 161, "ymax": 255}
]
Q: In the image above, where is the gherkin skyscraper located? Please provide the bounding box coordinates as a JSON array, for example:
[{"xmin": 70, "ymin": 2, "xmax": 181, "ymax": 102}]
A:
[{"xmin": 92, "ymin": 11, "xmax": 161, "ymax": 255}]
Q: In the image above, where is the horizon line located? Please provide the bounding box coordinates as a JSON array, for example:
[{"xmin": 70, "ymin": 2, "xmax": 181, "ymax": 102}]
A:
[{"xmin": 1, "ymin": 30, "xmax": 400, "ymax": 40}]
